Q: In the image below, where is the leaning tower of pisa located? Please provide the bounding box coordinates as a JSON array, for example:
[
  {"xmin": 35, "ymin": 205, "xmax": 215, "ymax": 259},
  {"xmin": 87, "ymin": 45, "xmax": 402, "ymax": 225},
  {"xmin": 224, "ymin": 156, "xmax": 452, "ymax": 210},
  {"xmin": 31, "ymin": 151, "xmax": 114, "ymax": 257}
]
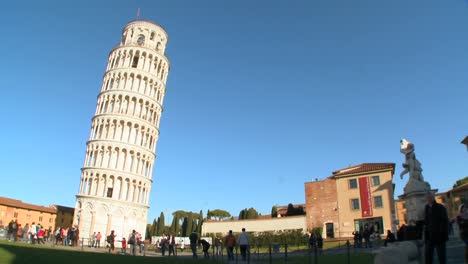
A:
[{"xmin": 73, "ymin": 20, "xmax": 170, "ymax": 240}]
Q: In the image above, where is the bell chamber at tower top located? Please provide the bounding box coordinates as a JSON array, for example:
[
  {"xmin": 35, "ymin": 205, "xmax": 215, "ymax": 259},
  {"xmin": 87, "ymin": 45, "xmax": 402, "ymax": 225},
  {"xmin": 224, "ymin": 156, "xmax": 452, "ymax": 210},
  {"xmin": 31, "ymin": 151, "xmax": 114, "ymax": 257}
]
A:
[{"xmin": 119, "ymin": 21, "xmax": 168, "ymax": 55}]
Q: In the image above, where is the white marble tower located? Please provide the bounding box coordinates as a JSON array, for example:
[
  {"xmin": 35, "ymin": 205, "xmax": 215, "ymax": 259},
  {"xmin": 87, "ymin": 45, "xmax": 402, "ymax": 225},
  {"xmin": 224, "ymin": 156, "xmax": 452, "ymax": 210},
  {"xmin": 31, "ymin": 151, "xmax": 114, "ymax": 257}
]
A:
[{"xmin": 73, "ymin": 20, "xmax": 169, "ymax": 240}]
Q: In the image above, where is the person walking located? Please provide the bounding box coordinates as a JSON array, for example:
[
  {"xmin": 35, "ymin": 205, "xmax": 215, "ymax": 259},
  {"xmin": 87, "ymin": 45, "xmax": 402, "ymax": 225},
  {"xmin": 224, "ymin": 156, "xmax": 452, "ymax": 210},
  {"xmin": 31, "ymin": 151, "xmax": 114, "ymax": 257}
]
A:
[
  {"xmin": 128, "ymin": 230, "xmax": 137, "ymax": 255},
  {"xmin": 424, "ymin": 192, "xmax": 449, "ymax": 264},
  {"xmin": 159, "ymin": 233, "xmax": 168, "ymax": 256},
  {"xmin": 384, "ymin": 230, "xmax": 396, "ymax": 247},
  {"xmin": 107, "ymin": 230, "xmax": 116, "ymax": 253},
  {"xmin": 456, "ymin": 204, "xmax": 468, "ymax": 264},
  {"xmin": 168, "ymin": 232, "xmax": 176, "ymax": 256},
  {"xmin": 30, "ymin": 222, "xmax": 37, "ymax": 244},
  {"xmin": 317, "ymin": 234, "xmax": 324, "ymax": 255},
  {"xmin": 189, "ymin": 231, "xmax": 199, "ymax": 259},
  {"xmin": 225, "ymin": 230, "xmax": 236, "ymax": 261},
  {"xmin": 238, "ymin": 228, "xmax": 250, "ymax": 261},
  {"xmin": 23, "ymin": 224, "xmax": 30, "ymax": 243}
]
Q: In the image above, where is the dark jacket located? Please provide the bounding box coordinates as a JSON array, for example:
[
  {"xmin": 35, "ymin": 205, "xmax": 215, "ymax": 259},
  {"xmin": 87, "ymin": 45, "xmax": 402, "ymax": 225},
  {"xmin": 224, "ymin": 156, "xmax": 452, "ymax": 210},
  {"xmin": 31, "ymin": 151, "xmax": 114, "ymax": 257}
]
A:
[{"xmin": 424, "ymin": 201, "xmax": 449, "ymax": 243}]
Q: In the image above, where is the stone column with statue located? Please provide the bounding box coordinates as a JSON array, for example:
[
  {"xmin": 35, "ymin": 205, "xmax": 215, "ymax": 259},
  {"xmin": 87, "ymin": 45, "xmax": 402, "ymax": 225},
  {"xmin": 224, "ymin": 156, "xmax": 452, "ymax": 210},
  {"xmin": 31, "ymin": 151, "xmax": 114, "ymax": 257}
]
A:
[{"xmin": 398, "ymin": 139, "xmax": 435, "ymax": 232}]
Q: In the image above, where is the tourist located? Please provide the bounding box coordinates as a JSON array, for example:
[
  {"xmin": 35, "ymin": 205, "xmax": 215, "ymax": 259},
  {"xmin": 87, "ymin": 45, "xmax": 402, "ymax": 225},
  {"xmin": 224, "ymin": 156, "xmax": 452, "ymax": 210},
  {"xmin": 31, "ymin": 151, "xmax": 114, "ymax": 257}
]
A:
[
  {"xmin": 11, "ymin": 219, "xmax": 18, "ymax": 242},
  {"xmin": 67, "ymin": 226, "xmax": 73, "ymax": 246},
  {"xmin": 397, "ymin": 224, "xmax": 406, "ymax": 241},
  {"xmin": 137, "ymin": 232, "xmax": 144, "ymax": 254},
  {"xmin": 238, "ymin": 228, "xmax": 250, "ymax": 261},
  {"xmin": 179, "ymin": 237, "xmax": 185, "ymax": 252},
  {"xmin": 352, "ymin": 231, "xmax": 360, "ymax": 248},
  {"xmin": 159, "ymin": 233, "xmax": 168, "ymax": 256},
  {"xmin": 215, "ymin": 237, "xmax": 222, "ymax": 256},
  {"xmin": 456, "ymin": 204, "xmax": 468, "ymax": 264},
  {"xmin": 316, "ymin": 234, "xmax": 323, "ymax": 255},
  {"xmin": 309, "ymin": 233, "xmax": 317, "ymax": 249},
  {"xmin": 363, "ymin": 226, "xmax": 371, "ymax": 248},
  {"xmin": 121, "ymin": 237, "xmax": 127, "ymax": 255},
  {"xmin": 37, "ymin": 227, "xmax": 45, "ymax": 244},
  {"xmin": 30, "ymin": 222, "xmax": 37, "ymax": 244},
  {"xmin": 107, "ymin": 230, "xmax": 116, "ymax": 253},
  {"xmin": 200, "ymin": 238, "xmax": 211, "ymax": 259},
  {"xmin": 23, "ymin": 223, "xmax": 30, "ymax": 243},
  {"xmin": 225, "ymin": 230, "xmax": 236, "ymax": 261},
  {"xmin": 424, "ymin": 192, "xmax": 449, "ymax": 264},
  {"xmin": 168, "ymin": 232, "xmax": 176, "ymax": 256},
  {"xmin": 384, "ymin": 230, "xmax": 396, "ymax": 247},
  {"xmin": 62, "ymin": 227, "xmax": 68, "ymax": 246},
  {"xmin": 89, "ymin": 232, "xmax": 96, "ymax": 247},
  {"xmin": 95, "ymin": 232, "xmax": 102, "ymax": 248},
  {"xmin": 128, "ymin": 230, "xmax": 137, "ymax": 255},
  {"xmin": 189, "ymin": 231, "xmax": 199, "ymax": 259}
]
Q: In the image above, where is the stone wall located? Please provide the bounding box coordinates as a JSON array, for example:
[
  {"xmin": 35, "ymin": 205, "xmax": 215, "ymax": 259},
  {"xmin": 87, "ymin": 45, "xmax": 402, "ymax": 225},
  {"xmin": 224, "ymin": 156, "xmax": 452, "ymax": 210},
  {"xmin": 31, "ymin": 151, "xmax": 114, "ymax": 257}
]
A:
[{"xmin": 202, "ymin": 216, "xmax": 306, "ymax": 235}]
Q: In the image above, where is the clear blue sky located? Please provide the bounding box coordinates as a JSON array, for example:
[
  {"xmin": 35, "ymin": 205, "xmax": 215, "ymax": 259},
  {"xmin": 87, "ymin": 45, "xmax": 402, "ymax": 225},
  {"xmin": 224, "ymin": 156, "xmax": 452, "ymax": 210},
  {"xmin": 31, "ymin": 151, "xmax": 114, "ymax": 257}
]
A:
[{"xmin": 1, "ymin": 0, "xmax": 467, "ymax": 224}]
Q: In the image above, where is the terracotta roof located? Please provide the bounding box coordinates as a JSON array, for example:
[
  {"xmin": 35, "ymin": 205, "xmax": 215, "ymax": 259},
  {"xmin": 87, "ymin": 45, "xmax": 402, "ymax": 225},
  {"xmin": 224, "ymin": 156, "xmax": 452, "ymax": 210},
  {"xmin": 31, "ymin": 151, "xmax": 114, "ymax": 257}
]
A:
[
  {"xmin": 331, "ymin": 163, "xmax": 395, "ymax": 177},
  {"xmin": 0, "ymin": 197, "xmax": 56, "ymax": 214},
  {"xmin": 52, "ymin": 205, "xmax": 75, "ymax": 213}
]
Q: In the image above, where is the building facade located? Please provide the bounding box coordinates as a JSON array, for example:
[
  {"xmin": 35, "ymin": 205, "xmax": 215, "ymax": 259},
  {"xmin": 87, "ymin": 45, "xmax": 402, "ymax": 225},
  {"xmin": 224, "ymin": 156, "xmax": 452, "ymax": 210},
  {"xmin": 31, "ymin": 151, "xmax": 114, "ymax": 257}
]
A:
[
  {"xmin": 305, "ymin": 163, "xmax": 396, "ymax": 238},
  {"xmin": 0, "ymin": 197, "xmax": 56, "ymax": 231},
  {"xmin": 202, "ymin": 215, "xmax": 307, "ymax": 235},
  {"xmin": 74, "ymin": 20, "xmax": 170, "ymax": 239},
  {"xmin": 52, "ymin": 205, "xmax": 75, "ymax": 229}
]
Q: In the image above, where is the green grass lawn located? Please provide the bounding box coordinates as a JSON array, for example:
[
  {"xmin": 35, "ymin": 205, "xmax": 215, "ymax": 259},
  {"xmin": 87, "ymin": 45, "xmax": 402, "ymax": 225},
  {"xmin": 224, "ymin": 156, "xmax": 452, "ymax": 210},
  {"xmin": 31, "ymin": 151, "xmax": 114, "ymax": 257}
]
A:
[{"xmin": 0, "ymin": 240, "xmax": 374, "ymax": 264}]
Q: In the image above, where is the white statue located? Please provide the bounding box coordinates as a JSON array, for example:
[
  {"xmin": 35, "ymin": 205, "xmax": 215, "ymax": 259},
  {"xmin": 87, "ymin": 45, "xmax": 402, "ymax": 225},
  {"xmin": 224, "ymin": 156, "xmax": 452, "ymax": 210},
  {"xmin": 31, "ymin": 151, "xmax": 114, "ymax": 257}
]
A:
[{"xmin": 400, "ymin": 139, "xmax": 430, "ymax": 193}]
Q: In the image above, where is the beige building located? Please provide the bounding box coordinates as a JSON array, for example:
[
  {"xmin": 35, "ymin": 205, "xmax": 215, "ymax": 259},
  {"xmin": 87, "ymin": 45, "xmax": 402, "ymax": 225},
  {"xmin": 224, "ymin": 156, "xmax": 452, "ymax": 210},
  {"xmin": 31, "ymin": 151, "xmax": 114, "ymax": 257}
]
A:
[
  {"xmin": 202, "ymin": 215, "xmax": 307, "ymax": 235},
  {"xmin": 305, "ymin": 163, "xmax": 396, "ymax": 238}
]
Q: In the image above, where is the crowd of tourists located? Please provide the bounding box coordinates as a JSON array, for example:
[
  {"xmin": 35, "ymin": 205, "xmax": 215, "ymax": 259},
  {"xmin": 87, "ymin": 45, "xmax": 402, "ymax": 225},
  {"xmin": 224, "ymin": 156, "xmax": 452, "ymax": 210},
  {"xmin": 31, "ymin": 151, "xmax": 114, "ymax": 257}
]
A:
[{"xmin": 6, "ymin": 220, "xmax": 52, "ymax": 244}]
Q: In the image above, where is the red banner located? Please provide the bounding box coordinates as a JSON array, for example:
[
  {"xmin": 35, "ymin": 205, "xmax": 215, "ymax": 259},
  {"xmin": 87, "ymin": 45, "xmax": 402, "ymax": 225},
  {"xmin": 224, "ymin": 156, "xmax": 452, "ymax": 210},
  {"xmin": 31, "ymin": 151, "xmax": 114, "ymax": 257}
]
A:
[{"xmin": 359, "ymin": 177, "xmax": 373, "ymax": 217}]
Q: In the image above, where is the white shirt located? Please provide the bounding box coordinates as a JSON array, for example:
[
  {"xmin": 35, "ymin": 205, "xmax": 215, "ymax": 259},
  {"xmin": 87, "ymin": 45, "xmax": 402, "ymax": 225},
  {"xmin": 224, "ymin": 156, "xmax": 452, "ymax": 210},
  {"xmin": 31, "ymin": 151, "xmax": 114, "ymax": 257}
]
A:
[{"xmin": 238, "ymin": 232, "xmax": 249, "ymax": 245}]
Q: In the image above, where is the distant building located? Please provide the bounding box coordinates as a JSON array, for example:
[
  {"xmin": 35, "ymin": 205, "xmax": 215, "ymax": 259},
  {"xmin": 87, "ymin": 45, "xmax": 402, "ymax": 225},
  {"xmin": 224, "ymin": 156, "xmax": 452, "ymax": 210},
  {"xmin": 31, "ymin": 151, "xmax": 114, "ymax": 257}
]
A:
[
  {"xmin": 305, "ymin": 163, "xmax": 396, "ymax": 238},
  {"xmin": 396, "ymin": 182, "xmax": 468, "ymax": 224},
  {"xmin": 51, "ymin": 205, "xmax": 74, "ymax": 229},
  {"xmin": 0, "ymin": 197, "xmax": 56, "ymax": 231}
]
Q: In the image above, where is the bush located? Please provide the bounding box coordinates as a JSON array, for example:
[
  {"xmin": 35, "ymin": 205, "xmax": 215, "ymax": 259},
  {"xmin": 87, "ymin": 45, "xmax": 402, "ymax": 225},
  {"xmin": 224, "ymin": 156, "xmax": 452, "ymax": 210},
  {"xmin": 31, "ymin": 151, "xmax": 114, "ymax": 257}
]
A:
[{"xmin": 311, "ymin": 227, "xmax": 323, "ymax": 237}]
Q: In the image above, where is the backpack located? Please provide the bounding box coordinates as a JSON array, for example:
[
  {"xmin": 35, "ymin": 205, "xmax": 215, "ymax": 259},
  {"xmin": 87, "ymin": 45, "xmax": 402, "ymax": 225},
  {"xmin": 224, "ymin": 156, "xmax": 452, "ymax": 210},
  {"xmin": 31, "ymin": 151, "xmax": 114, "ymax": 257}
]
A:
[
  {"xmin": 128, "ymin": 234, "xmax": 135, "ymax": 245},
  {"xmin": 107, "ymin": 235, "xmax": 113, "ymax": 243}
]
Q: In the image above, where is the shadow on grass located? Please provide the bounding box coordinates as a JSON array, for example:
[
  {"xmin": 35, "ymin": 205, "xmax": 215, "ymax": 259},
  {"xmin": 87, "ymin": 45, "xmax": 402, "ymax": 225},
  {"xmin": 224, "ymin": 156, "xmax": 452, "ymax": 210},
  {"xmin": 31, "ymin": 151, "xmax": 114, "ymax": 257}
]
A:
[{"xmin": 0, "ymin": 241, "xmax": 210, "ymax": 264}]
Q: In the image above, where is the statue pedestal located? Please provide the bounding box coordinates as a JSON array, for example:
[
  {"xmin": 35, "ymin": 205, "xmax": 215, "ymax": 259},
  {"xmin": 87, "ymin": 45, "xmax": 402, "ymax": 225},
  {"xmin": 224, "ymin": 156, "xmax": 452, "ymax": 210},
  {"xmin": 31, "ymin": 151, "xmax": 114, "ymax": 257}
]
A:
[{"xmin": 398, "ymin": 188, "xmax": 437, "ymax": 224}]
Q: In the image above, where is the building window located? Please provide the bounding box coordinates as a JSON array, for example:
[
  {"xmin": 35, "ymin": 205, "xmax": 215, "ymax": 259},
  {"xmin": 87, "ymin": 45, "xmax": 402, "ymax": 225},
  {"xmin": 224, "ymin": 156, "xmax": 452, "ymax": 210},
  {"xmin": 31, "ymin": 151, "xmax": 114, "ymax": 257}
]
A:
[
  {"xmin": 371, "ymin": 176, "xmax": 380, "ymax": 186},
  {"xmin": 39, "ymin": 216, "xmax": 43, "ymax": 222},
  {"xmin": 137, "ymin": 35, "xmax": 145, "ymax": 45},
  {"xmin": 107, "ymin": 188, "xmax": 113, "ymax": 198},
  {"xmin": 132, "ymin": 56, "xmax": 139, "ymax": 68},
  {"xmin": 374, "ymin": 196, "xmax": 383, "ymax": 208},
  {"xmin": 351, "ymin": 198, "xmax": 360, "ymax": 210},
  {"xmin": 49, "ymin": 218, "xmax": 53, "ymax": 223},
  {"xmin": 26, "ymin": 214, "xmax": 31, "ymax": 220},
  {"xmin": 61, "ymin": 218, "xmax": 64, "ymax": 224},
  {"xmin": 349, "ymin": 179, "xmax": 358, "ymax": 189},
  {"xmin": 14, "ymin": 212, "xmax": 18, "ymax": 218}
]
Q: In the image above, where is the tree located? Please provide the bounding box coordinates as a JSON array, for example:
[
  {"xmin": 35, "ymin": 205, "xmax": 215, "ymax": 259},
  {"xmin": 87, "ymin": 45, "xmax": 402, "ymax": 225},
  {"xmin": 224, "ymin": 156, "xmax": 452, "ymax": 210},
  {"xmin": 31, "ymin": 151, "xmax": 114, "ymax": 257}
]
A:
[
  {"xmin": 285, "ymin": 203, "xmax": 306, "ymax": 216},
  {"xmin": 151, "ymin": 218, "xmax": 158, "ymax": 236},
  {"xmin": 453, "ymin": 177, "xmax": 468, "ymax": 188},
  {"xmin": 239, "ymin": 207, "xmax": 259, "ymax": 219},
  {"xmin": 197, "ymin": 210, "xmax": 203, "ymax": 234},
  {"xmin": 271, "ymin": 206, "xmax": 278, "ymax": 218},
  {"xmin": 181, "ymin": 217, "xmax": 188, "ymax": 237},
  {"xmin": 158, "ymin": 212, "xmax": 165, "ymax": 235},
  {"xmin": 145, "ymin": 224, "xmax": 152, "ymax": 240},
  {"xmin": 208, "ymin": 209, "xmax": 231, "ymax": 220}
]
